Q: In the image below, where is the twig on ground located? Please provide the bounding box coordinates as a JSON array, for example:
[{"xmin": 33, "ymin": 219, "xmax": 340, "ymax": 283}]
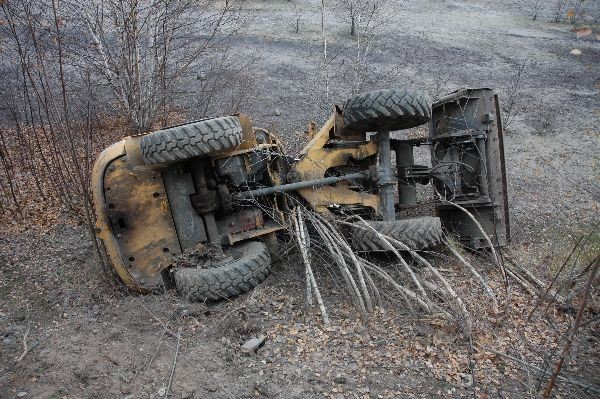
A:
[
  {"xmin": 146, "ymin": 331, "xmax": 166, "ymax": 371},
  {"xmin": 506, "ymin": 268, "xmax": 538, "ymax": 297},
  {"xmin": 16, "ymin": 306, "xmax": 31, "ymax": 363},
  {"xmin": 544, "ymin": 254, "xmax": 600, "ymax": 398},
  {"xmin": 133, "ymin": 297, "xmax": 178, "ymax": 338},
  {"xmin": 311, "ymin": 215, "xmax": 367, "ymax": 319},
  {"xmin": 165, "ymin": 327, "xmax": 182, "ymax": 399},
  {"xmin": 480, "ymin": 345, "xmax": 600, "ymax": 395},
  {"xmin": 436, "ymin": 198, "xmax": 507, "ymax": 285},
  {"xmin": 445, "ymin": 238, "xmax": 499, "ymax": 314}
]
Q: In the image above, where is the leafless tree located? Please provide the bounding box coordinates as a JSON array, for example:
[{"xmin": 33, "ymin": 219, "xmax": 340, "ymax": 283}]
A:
[
  {"xmin": 339, "ymin": 0, "xmax": 391, "ymax": 94},
  {"xmin": 288, "ymin": 0, "xmax": 302, "ymax": 33},
  {"xmin": 338, "ymin": 0, "xmax": 388, "ymax": 37},
  {"xmin": 81, "ymin": 0, "xmax": 243, "ymax": 133},
  {"xmin": 0, "ymin": 0, "xmax": 109, "ymax": 270},
  {"xmin": 519, "ymin": 0, "xmax": 545, "ymax": 21}
]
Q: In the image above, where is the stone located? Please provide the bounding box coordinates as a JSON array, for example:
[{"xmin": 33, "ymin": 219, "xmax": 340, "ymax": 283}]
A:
[
  {"xmin": 333, "ymin": 375, "xmax": 347, "ymax": 384},
  {"xmin": 241, "ymin": 335, "xmax": 266, "ymax": 354},
  {"xmin": 254, "ymin": 381, "xmax": 282, "ymax": 398}
]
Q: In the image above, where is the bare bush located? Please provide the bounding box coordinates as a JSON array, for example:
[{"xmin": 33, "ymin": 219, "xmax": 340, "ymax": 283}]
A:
[
  {"xmin": 0, "ymin": 0, "xmax": 111, "ymax": 272},
  {"xmin": 553, "ymin": 0, "xmax": 569, "ymax": 22},
  {"xmin": 193, "ymin": 46, "xmax": 260, "ymax": 118},
  {"xmin": 519, "ymin": 0, "xmax": 545, "ymax": 21},
  {"xmin": 566, "ymin": 0, "xmax": 588, "ymax": 23},
  {"xmin": 81, "ymin": 0, "xmax": 243, "ymax": 133},
  {"xmin": 531, "ymin": 93, "xmax": 558, "ymax": 136},
  {"xmin": 338, "ymin": 0, "xmax": 359, "ymax": 36},
  {"xmin": 501, "ymin": 60, "xmax": 529, "ymax": 128},
  {"xmin": 336, "ymin": 0, "xmax": 391, "ymax": 94},
  {"xmin": 288, "ymin": 0, "xmax": 303, "ymax": 33}
]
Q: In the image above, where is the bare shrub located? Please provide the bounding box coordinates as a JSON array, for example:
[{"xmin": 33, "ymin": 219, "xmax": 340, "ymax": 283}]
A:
[
  {"xmin": 336, "ymin": 0, "xmax": 391, "ymax": 94},
  {"xmin": 501, "ymin": 60, "xmax": 529, "ymax": 129},
  {"xmin": 566, "ymin": 0, "xmax": 589, "ymax": 23},
  {"xmin": 531, "ymin": 93, "xmax": 559, "ymax": 136},
  {"xmin": 81, "ymin": 0, "xmax": 243, "ymax": 132},
  {"xmin": 518, "ymin": 0, "xmax": 545, "ymax": 21},
  {"xmin": 288, "ymin": 0, "xmax": 303, "ymax": 33},
  {"xmin": 193, "ymin": 47, "xmax": 260, "ymax": 118},
  {"xmin": 0, "ymin": 0, "xmax": 252, "ymax": 228},
  {"xmin": 553, "ymin": 0, "xmax": 569, "ymax": 22}
]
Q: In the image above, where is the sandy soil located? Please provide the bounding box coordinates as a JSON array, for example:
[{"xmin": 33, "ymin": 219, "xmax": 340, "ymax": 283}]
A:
[{"xmin": 1, "ymin": 1, "xmax": 599, "ymax": 398}]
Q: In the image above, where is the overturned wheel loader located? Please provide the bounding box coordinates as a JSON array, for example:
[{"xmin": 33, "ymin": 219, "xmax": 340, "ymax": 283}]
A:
[{"xmin": 92, "ymin": 87, "xmax": 509, "ymax": 301}]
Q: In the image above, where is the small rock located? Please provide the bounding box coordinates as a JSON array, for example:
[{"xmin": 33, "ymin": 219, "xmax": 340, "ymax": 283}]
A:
[
  {"xmin": 205, "ymin": 383, "xmax": 218, "ymax": 393},
  {"xmin": 12, "ymin": 309, "xmax": 27, "ymax": 321},
  {"xmin": 570, "ymin": 48, "xmax": 582, "ymax": 55},
  {"xmin": 181, "ymin": 389, "xmax": 194, "ymax": 399},
  {"xmin": 333, "ymin": 375, "xmax": 347, "ymax": 384},
  {"xmin": 157, "ymin": 386, "xmax": 166, "ymax": 397},
  {"xmin": 254, "ymin": 381, "xmax": 282, "ymax": 398},
  {"xmin": 17, "ymin": 392, "xmax": 28, "ymax": 398},
  {"xmin": 241, "ymin": 335, "xmax": 266, "ymax": 354}
]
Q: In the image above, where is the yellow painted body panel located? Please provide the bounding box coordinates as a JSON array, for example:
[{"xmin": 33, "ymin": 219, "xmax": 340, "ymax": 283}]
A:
[
  {"xmin": 92, "ymin": 136, "xmax": 180, "ymax": 292},
  {"xmin": 293, "ymin": 115, "xmax": 380, "ymax": 215}
]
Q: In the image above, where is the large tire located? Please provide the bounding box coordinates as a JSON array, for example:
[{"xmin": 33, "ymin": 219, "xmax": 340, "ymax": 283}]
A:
[
  {"xmin": 351, "ymin": 216, "xmax": 443, "ymax": 251},
  {"xmin": 140, "ymin": 116, "xmax": 242, "ymax": 164},
  {"xmin": 342, "ymin": 88, "xmax": 431, "ymax": 133},
  {"xmin": 174, "ymin": 240, "xmax": 271, "ymax": 302}
]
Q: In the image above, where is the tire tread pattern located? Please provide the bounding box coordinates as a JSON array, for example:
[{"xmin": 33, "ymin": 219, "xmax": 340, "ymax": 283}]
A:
[
  {"xmin": 174, "ymin": 241, "xmax": 271, "ymax": 302},
  {"xmin": 343, "ymin": 88, "xmax": 431, "ymax": 132},
  {"xmin": 141, "ymin": 116, "xmax": 242, "ymax": 164},
  {"xmin": 351, "ymin": 216, "xmax": 443, "ymax": 251}
]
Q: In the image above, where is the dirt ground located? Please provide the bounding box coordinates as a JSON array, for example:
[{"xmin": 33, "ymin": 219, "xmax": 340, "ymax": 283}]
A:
[{"xmin": 1, "ymin": 1, "xmax": 599, "ymax": 398}]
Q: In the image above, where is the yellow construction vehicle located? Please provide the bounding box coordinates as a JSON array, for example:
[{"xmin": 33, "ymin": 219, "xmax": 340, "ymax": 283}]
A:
[{"xmin": 92, "ymin": 87, "xmax": 509, "ymax": 301}]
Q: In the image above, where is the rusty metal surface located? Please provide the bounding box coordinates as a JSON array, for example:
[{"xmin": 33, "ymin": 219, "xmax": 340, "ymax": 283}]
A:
[
  {"xmin": 431, "ymin": 88, "xmax": 510, "ymax": 248},
  {"xmin": 92, "ymin": 139, "xmax": 140, "ymax": 290},
  {"xmin": 162, "ymin": 168, "xmax": 207, "ymax": 251},
  {"xmin": 228, "ymin": 222, "xmax": 286, "ymax": 246},
  {"xmin": 217, "ymin": 208, "xmax": 264, "ymax": 237},
  {"xmin": 93, "ymin": 136, "xmax": 182, "ymax": 291},
  {"xmin": 293, "ymin": 115, "xmax": 380, "ymax": 214}
]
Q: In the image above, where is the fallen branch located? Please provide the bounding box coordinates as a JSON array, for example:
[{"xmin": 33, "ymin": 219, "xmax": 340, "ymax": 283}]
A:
[
  {"xmin": 312, "ymin": 213, "xmax": 374, "ymax": 313},
  {"xmin": 134, "ymin": 297, "xmax": 178, "ymax": 338},
  {"xmin": 480, "ymin": 345, "xmax": 600, "ymax": 395},
  {"xmin": 165, "ymin": 327, "xmax": 182, "ymax": 399},
  {"xmin": 293, "ymin": 208, "xmax": 330, "ymax": 325},
  {"xmin": 360, "ymin": 259, "xmax": 452, "ymax": 318},
  {"xmin": 16, "ymin": 316, "xmax": 31, "ymax": 363},
  {"xmin": 506, "ymin": 268, "xmax": 538, "ymax": 297},
  {"xmin": 446, "ymin": 238, "xmax": 499, "ymax": 314},
  {"xmin": 436, "ymin": 198, "xmax": 506, "ymax": 284},
  {"xmin": 342, "ymin": 218, "xmax": 472, "ymax": 335},
  {"xmin": 310, "ymin": 215, "xmax": 367, "ymax": 319},
  {"xmin": 336, "ymin": 218, "xmax": 430, "ymax": 305},
  {"xmin": 544, "ymin": 254, "xmax": 599, "ymax": 397}
]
